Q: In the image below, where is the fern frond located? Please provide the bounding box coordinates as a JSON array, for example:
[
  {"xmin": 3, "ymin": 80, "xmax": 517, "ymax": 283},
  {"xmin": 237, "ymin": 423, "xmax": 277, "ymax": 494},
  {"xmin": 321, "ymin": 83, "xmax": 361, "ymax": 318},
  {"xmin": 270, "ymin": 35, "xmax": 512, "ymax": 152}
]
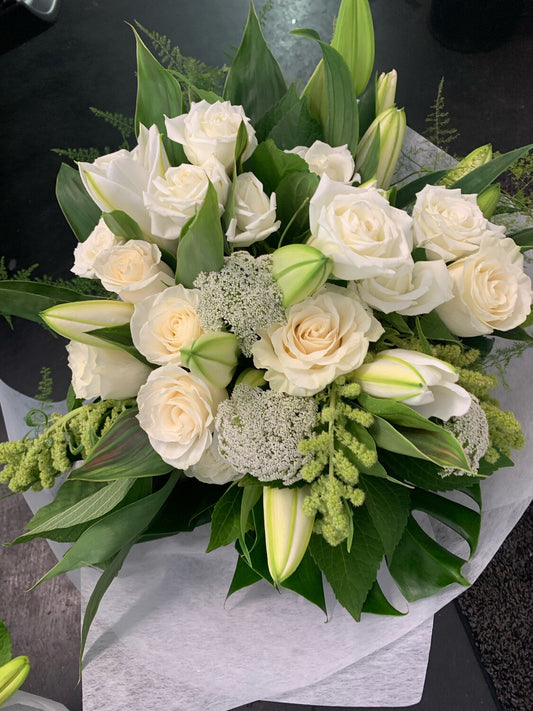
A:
[{"xmin": 424, "ymin": 77, "xmax": 459, "ymax": 151}]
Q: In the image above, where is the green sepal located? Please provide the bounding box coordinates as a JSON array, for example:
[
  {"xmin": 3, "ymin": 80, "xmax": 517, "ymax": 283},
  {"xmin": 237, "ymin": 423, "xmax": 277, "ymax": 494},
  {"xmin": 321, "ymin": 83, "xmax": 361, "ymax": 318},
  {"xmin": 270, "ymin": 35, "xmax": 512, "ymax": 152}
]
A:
[
  {"xmin": 175, "ymin": 182, "xmax": 225, "ymax": 288},
  {"xmin": 411, "ymin": 488, "xmax": 480, "ymax": 555},
  {"xmin": 389, "ymin": 515, "xmax": 469, "ymax": 602},
  {"xmin": 56, "ymin": 163, "xmax": 101, "ymax": 242},
  {"xmin": 206, "ymin": 484, "xmax": 243, "ymax": 553},
  {"xmin": 103, "ymin": 210, "xmax": 145, "ymax": 241},
  {"xmin": 223, "ymin": 1, "xmax": 287, "ymax": 125},
  {"xmin": 70, "ymin": 409, "xmax": 173, "ymax": 482},
  {"xmin": 361, "ymin": 580, "xmax": 405, "ymax": 616},
  {"xmin": 0, "ymin": 281, "xmax": 101, "ymax": 324}
]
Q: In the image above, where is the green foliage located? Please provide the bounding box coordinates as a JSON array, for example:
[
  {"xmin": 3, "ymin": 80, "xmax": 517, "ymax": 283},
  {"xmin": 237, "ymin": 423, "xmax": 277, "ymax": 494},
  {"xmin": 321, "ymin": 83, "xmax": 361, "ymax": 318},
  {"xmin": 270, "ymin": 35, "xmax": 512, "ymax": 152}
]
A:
[
  {"xmin": 89, "ymin": 107, "xmax": 134, "ymax": 147},
  {"xmin": 424, "ymin": 77, "xmax": 459, "ymax": 152},
  {"xmin": 0, "ymin": 620, "xmax": 11, "ymax": 666},
  {"xmin": 52, "ymin": 147, "xmax": 101, "ymax": 163}
]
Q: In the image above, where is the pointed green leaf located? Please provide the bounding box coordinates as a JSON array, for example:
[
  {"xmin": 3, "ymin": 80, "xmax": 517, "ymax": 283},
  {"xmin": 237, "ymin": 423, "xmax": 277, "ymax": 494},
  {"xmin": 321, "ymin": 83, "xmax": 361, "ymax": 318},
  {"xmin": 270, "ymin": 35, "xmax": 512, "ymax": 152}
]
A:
[
  {"xmin": 206, "ymin": 485, "xmax": 243, "ymax": 552},
  {"xmin": 0, "ymin": 621, "xmax": 12, "ymax": 667},
  {"xmin": 56, "ymin": 163, "xmax": 101, "ymax": 242},
  {"xmin": 0, "ymin": 281, "xmax": 101, "ymax": 324},
  {"xmin": 491, "ymin": 325, "xmax": 533, "ymax": 342},
  {"xmin": 359, "ymin": 476, "xmax": 410, "ymax": 559},
  {"xmin": 235, "ymin": 120, "xmax": 250, "ymax": 172},
  {"xmin": 254, "ymin": 84, "xmax": 300, "ymax": 143},
  {"xmin": 411, "ymin": 489, "xmax": 480, "ymax": 555},
  {"xmin": 416, "ymin": 311, "xmax": 460, "ymax": 343},
  {"xmin": 22, "ymin": 480, "xmax": 104, "ymax": 532},
  {"xmin": 245, "ymin": 139, "xmax": 308, "ymax": 194},
  {"xmin": 275, "ymin": 171, "xmax": 319, "ymax": 243},
  {"xmin": 309, "ymin": 506, "xmax": 384, "ymax": 622},
  {"xmin": 389, "ymin": 515, "xmax": 469, "ymax": 602},
  {"xmin": 223, "ymin": 2, "xmax": 287, "ymax": 125},
  {"xmin": 33, "ymin": 472, "xmax": 179, "ymax": 585},
  {"xmin": 226, "ymin": 552, "xmax": 262, "ymax": 599},
  {"xmin": 358, "ymin": 72, "xmax": 377, "ymax": 138},
  {"xmin": 449, "ymin": 144, "xmax": 533, "ymax": 194},
  {"xmin": 343, "ymin": 420, "xmax": 411, "ymax": 487},
  {"xmin": 395, "ymin": 170, "xmax": 448, "ymax": 209},
  {"xmin": 362, "ymin": 580, "xmax": 405, "ymax": 616},
  {"xmin": 87, "ymin": 323, "xmax": 153, "ymax": 366},
  {"xmin": 175, "ymin": 182, "xmax": 225, "ymax": 288},
  {"xmin": 103, "ymin": 210, "xmax": 145, "ymax": 241},
  {"xmin": 280, "ymin": 548, "xmax": 327, "ymax": 615},
  {"xmin": 511, "ymin": 227, "xmax": 533, "ymax": 252},
  {"xmin": 70, "ymin": 409, "xmax": 173, "ymax": 482},
  {"xmin": 239, "ymin": 483, "xmax": 262, "ymax": 565},
  {"xmin": 268, "ymin": 97, "xmax": 322, "ymax": 151}
]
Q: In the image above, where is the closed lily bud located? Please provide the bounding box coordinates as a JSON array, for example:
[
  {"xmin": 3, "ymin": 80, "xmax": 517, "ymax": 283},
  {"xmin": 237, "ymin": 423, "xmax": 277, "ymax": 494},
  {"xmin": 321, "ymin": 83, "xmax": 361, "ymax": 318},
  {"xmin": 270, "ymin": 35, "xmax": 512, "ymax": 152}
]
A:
[
  {"xmin": 375, "ymin": 69, "xmax": 398, "ymax": 114},
  {"xmin": 477, "ymin": 183, "xmax": 501, "ymax": 219},
  {"xmin": 272, "ymin": 244, "xmax": 333, "ymax": 307},
  {"xmin": 235, "ymin": 368, "xmax": 267, "ymax": 388},
  {"xmin": 264, "ymin": 486, "xmax": 315, "ymax": 585},
  {"xmin": 355, "ymin": 107, "xmax": 406, "ymax": 189},
  {"xmin": 41, "ymin": 300, "xmax": 134, "ymax": 348},
  {"xmin": 352, "ymin": 354, "xmax": 426, "ymax": 401},
  {"xmin": 441, "ymin": 144, "xmax": 492, "ymax": 188},
  {"xmin": 181, "ymin": 332, "xmax": 239, "ymax": 388},
  {"xmin": 0, "ymin": 656, "xmax": 30, "ymax": 705}
]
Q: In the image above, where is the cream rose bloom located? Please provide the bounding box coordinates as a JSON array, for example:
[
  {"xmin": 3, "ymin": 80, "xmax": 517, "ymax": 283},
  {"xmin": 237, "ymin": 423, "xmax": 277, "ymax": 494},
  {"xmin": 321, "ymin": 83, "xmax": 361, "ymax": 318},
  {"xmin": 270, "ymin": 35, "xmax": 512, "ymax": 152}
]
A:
[
  {"xmin": 136, "ymin": 364, "xmax": 226, "ymax": 469},
  {"xmin": 252, "ymin": 284, "xmax": 384, "ymax": 396},
  {"xmin": 287, "ymin": 141, "xmax": 357, "ymax": 183},
  {"xmin": 143, "ymin": 156, "xmax": 230, "ymax": 250},
  {"xmin": 413, "ymin": 184, "xmax": 505, "ymax": 262},
  {"xmin": 66, "ymin": 341, "xmax": 151, "ymax": 400},
  {"xmin": 307, "ymin": 175, "xmax": 413, "ymax": 280},
  {"xmin": 436, "ymin": 236, "xmax": 532, "ymax": 337},
  {"xmin": 130, "ymin": 285, "xmax": 203, "ymax": 365},
  {"xmin": 165, "ymin": 100, "xmax": 257, "ymax": 173},
  {"xmin": 92, "ymin": 240, "xmax": 174, "ymax": 303},
  {"xmin": 71, "ymin": 218, "xmax": 125, "ymax": 278},
  {"xmin": 226, "ymin": 172, "xmax": 280, "ymax": 247},
  {"xmin": 357, "ymin": 259, "xmax": 454, "ymax": 316},
  {"xmin": 186, "ymin": 435, "xmax": 242, "ymax": 485}
]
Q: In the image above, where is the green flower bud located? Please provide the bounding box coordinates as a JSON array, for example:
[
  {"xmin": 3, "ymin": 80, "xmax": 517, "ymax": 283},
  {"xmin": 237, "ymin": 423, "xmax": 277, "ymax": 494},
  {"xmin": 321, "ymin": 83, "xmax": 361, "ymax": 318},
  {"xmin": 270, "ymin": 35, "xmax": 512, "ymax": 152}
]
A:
[
  {"xmin": 271, "ymin": 244, "xmax": 333, "ymax": 307},
  {"xmin": 235, "ymin": 368, "xmax": 267, "ymax": 388},
  {"xmin": 355, "ymin": 107, "xmax": 406, "ymax": 189},
  {"xmin": 376, "ymin": 69, "xmax": 398, "ymax": 114},
  {"xmin": 41, "ymin": 300, "xmax": 133, "ymax": 348},
  {"xmin": 0, "ymin": 656, "xmax": 30, "ymax": 705},
  {"xmin": 477, "ymin": 183, "xmax": 501, "ymax": 219},
  {"xmin": 351, "ymin": 354, "xmax": 426, "ymax": 400},
  {"xmin": 181, "ymin": 332, "xmax": 239, "ymax": 388},
  {"xmin": 264, "ymin": 485, "xmax": 315, "ymax": 585},
  {"xmin": 441, "ymin": 144, "xmax": 492, "ymax": 187}
]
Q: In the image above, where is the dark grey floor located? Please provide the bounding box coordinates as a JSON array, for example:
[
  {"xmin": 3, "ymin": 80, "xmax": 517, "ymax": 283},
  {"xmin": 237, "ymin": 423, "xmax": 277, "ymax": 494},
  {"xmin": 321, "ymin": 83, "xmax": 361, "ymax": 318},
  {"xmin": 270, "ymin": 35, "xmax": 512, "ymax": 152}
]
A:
[{"xmin": 1, "ymin": 0, "xmax": 531, "ymax": 709}]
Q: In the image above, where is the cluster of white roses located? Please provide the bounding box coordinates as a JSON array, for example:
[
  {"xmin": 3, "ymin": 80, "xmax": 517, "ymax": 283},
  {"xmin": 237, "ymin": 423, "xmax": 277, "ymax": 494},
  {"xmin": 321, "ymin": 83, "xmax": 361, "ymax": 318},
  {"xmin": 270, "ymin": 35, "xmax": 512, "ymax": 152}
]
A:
[{"xmin": 64, "ymin": 99, "xmax": 531, "ymax": 484}]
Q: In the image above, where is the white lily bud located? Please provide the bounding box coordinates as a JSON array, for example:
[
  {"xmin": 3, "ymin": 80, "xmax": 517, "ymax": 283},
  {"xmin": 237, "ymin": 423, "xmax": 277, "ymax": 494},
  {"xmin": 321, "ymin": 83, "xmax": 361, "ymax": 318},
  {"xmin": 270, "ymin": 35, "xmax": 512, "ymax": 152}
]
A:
[
  {"xmin": 264, "ymin": 486, "xmax": 315, "ymax": 585},
  {"xmin": 0, "ymin": 656, "xmax": 31, "ymax": 705},
  {"xmin": 376, "ymin": 69, "xmax": 398, "ymax": 114},
  {"xmin": 271, "ymin": 244, "xmax": 333, "ymax": 307},
  {"xmin": 355, "ymin": 107, "xmax": 406, "ymax": 189},
  {"xmin": 181, "ymin": 332, "xmax": 240, "ymax": 388},
  {"xmin": 41, "ymin": 300, "xmax": 134, "ymax": 348}
]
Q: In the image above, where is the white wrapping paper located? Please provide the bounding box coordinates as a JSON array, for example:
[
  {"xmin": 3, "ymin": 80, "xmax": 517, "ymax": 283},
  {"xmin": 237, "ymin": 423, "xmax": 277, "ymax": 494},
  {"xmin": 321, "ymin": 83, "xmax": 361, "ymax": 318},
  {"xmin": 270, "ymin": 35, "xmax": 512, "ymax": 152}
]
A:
[{"xmin": 2, "ymin": 130, "xmax": 531, "ymax": 709}]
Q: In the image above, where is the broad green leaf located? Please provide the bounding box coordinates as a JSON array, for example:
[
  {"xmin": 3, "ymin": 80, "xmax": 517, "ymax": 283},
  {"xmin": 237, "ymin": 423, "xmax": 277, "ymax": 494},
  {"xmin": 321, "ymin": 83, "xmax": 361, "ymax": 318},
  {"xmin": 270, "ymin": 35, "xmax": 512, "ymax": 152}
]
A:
[
  {"xmin": 389, "ymin": 515, "xmax": 469, "ymax": 602},
  {"xmin": 245, "ymin": 139, "xmax": 308, "ymax": 194},
  {"xmin": 380, "ymin": 311, "xmax": 413, "ymax": 336},
  {"xmin": 281, "ymin": 548, "xmax": 327, "ymax": 615},
  {"xmin": 133, "ymin": 27, "xmax": 185, "ymax": 166},
  {"xmin": 226, "ymin": 552, "xmax": 263, "ymax": 599},
  {"xmin": 511, "ymin": 227, "xmax": 533, "ymax": 252},
  {"xmin": 87, "ymin": 323, "xmax": 153, "ymax": 366},
  {"xmin": 309, "ymin": 506, "xmax": 384, "ymax": 622},
  {"xmin": 13, "ymin": 479, "xmax": 135, "ymax": 544},
  {"xmin": 359, "ymin": 476, "xmax": 410, "ymax": 559},
  {"xmin": 239, "ymin": 483, "xmax": 263, "ymax": 566},
  {"xmin": 292, "ymin": 29, "xmax": 359, "ymax": 154},
  {"xmin": 33, "ymin": 472, "xmax": 179, "ymax": 585},
  {"xmin": 103, "ymin": 210, "xmax": 145, "ymax": 241},
  {"xmin": 411, "ymin": 489, "xmax": 480, "ymax": 555},
  {"xmin": 0, "ymin": 620, "xmax": 12, "ymax": 667},
  {"xmin": 361, "ymin": 580, "xmax": 405, "ymax": 616},
  {"xmin": 255, "ymin": 84, "xmax": 300, "ymax": 143},
  {"xmin": 477, "ymin": 452, "xmax": 513, "ymax": 478},
  {"xmin": 491, "ymin": 325, "xmax": 533, "ymax": 342},
  {"xmin": 56, "ymin": 163, "xmax": 101, "ymax": 242},
  {"xmin": 395, "ymin": 170, "xmax": 448, "ymax": 209},
  {"xmin": 0, "ymin": 281, "xmax": 100, "ymax": 324},
  {"xmin": 450, "ymin": 144, "xmax": 533, "ymax": 194},
  {"xmin": 175, "ymin": 182, "xmax": 225, "ymax": 288},
  {"xmin": 71, "ymin": 409, "xmax": 173, "ymax": 482},
  {"xmin": 206, "ymin": 485, "xmax": 243, "ymax": 552},
  {"xmin": 223, "ymin": 2, "xmax": 287, "ymax": 125},
  {"xmin": 275, "ymin": 171, "xmax": 319, "ymax": 244},
  {"xmin": 416, "ymin": 311, "xmax": 460, "ymax": 343},
  {"xmin": 268, "ymin": 98, "xmax": 322, "ymax": 151},
  {"xmin": 343, "ymin": 420, "xmax": 410, "ymax": 487},
  {"xmin": 22, "ymin": 480, "xmax": 104, "ymax": 532}
]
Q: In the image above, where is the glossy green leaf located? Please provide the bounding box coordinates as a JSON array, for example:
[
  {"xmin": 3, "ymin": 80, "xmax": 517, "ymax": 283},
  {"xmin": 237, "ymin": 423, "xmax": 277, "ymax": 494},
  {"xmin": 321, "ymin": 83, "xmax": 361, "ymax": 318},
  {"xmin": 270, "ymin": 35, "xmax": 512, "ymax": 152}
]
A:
[
  {"xmin": 33, "ymin": 472, "xmax": 179, "ymax": 585},
  {"xmin": 395, "ymin": 170, "xmax": 448, "ymax": 209},
  {"xmin": 226, "ymin": 552, "xmax": 262, "ymax": 599},
  {"xmin": 0, "ymin": 281, "xmax": 101, "ymax": 324},
  {"xmin": 411, "ymin": 489, "xmax": 480, "ymax": 555},
  {"xmin": 56, "ymin": 163, "xmax": 101, "ymax": 242},
  {"xmin": 389, "ymin": 515, "xmax": 469, "ymax": 602},
  {"xmin": 309, "ymin": 506, "xmax": 383, "ymax": 621},
  {"xmin": 292, "ymin": 29, "xmax": 359, "ymax": 153},
  {"xmin": 275, "ymin": 171, "xmax": 319, "ymax": 243},
  {"xmin": 206, "ymin": 485, "xmax": 243, "ymax": 552},
  {"xmin": 103, "ymin": 210, "xmax": 145, "ymax": 241},
  {"xmin": 449, "ymin": 144, "xmax": 533, "ymax": 194},
  {"xmin": 22, "ymin": 480, "xmax": 104, "ymax": 532},
  {"xmin": 175, "ymin": 182, "xmax": 225, "ymax": 287},
  {"xmin": 416, "ymin": 311, "xmax": 460, "ymax": 343},
  {"xmin": 281, "ymin": 548, "xmax": 327, "ymax": 615},
  {"xmin": 239, "ymin": 483, "xmax": 262, "ymax": 566},
  {"xmin": 70, "ymin": 409, "xmax": 173, "ymax": 482},
  {"xmin": 343, "ymin": 420, "xmax": 410, "ymax": 487},
  {"xmin": 13, "ymin": 479, "xmax": 135, "ymax": 544},
  {"xmin": 0, "ymin": 621, "xmax": 12, "ymax": 667},
  {"xmin": 359, "ymin": 476, "xmax": 410, "ymax": 559},
  {"xmin": 133, "ymin": 27, "xmax": 185, "ymax": 166},
  {"xmin": 511, "ymin": 227, "xmax": 533, "ymax": 252},
  {"xmin": 255, "ymin": 84, "xmax": 300, "ymax": 143},
  {"xmin": 361, "ymin": 580, "xmax": 405, "ymax": 616},
  {"xmin": 87, "ymin": 323, "xmax": 153, "ymax": 366},
  {"xmin": 245, "ymin": 139, "xmax": 308, "ymax": 194},
  {"xmin": 491, "ymin": 325, "xmax": 533, "ymax": 342},
  {"xmin": 358, "ymin": 72, "xmax": 377, "ymax": 138},
  {"xmin": 268, "ymin": 97, "xmax": 322, "ymax": 151},
  {"xmin": 223, "ymin": 2, "xmax": 287, "ymax": 125}
]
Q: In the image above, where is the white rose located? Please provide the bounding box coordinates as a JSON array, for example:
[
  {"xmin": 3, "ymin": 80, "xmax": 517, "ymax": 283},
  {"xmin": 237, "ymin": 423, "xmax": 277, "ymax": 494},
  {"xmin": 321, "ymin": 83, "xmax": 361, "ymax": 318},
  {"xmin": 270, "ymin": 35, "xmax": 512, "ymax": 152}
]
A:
[
  {"xmin": 71, "ymin": 218, "xmax": 124, "ymax": 278},
  {"xmin": 165, "ymin": 100, "xmax": 258, "ymax": 173},
  {"xmin": 143, "ymin": 156, "xmax": 230, "ymax": 250},
  {"xmin": 66, "ymin": 341, "xmax": 151, "ymax": 400},
  {"xmin": 307, "ymin": 175, "xmax": 413, "ymax": 280},
  {"xmin": 357, "ymin": 259, "xmax": 454, "ymax": 316},
  {"xmin": 252, "ymin": 284, "xmax": 384, "ymax": 396},
  {"xmin": 92, "ymin": 240, "xmax": 174, "ymax": 304},
  {"xmin": 226, "ymin": 172, "xmax": 280, "ymax": 247},
  {"xmin": 287, "ymin": 141, "xmax": 357, "ymax": 183},
  {"xmin": 130, "ymin": 285, "xmax": 203, "ymax": 365},
  {"xmin": 436, "ymin": 236, "xmax": 532, "ymax": 337},
  {"xmin": 412, "ymin": 184, "xmax": 505, "ymax": 262},
  {"xmin": 78, "ymin": 124, "xmax": 169, "ymax": 235},
  {"xmin": 186, "ymin": 435, "xmax": 242, "ymax": 485},
  {"xmin": 136, "ymin": 364, "xmax": 226, "ymax": 469}
]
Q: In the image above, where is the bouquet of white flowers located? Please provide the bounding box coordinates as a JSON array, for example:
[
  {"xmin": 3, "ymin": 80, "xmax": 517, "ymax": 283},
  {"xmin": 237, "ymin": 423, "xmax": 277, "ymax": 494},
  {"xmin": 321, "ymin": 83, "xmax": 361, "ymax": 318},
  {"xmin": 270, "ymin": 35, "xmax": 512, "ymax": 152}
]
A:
[{"xmin": 1, "ymin": 0, "xmax": 532, "ymax": 667}]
